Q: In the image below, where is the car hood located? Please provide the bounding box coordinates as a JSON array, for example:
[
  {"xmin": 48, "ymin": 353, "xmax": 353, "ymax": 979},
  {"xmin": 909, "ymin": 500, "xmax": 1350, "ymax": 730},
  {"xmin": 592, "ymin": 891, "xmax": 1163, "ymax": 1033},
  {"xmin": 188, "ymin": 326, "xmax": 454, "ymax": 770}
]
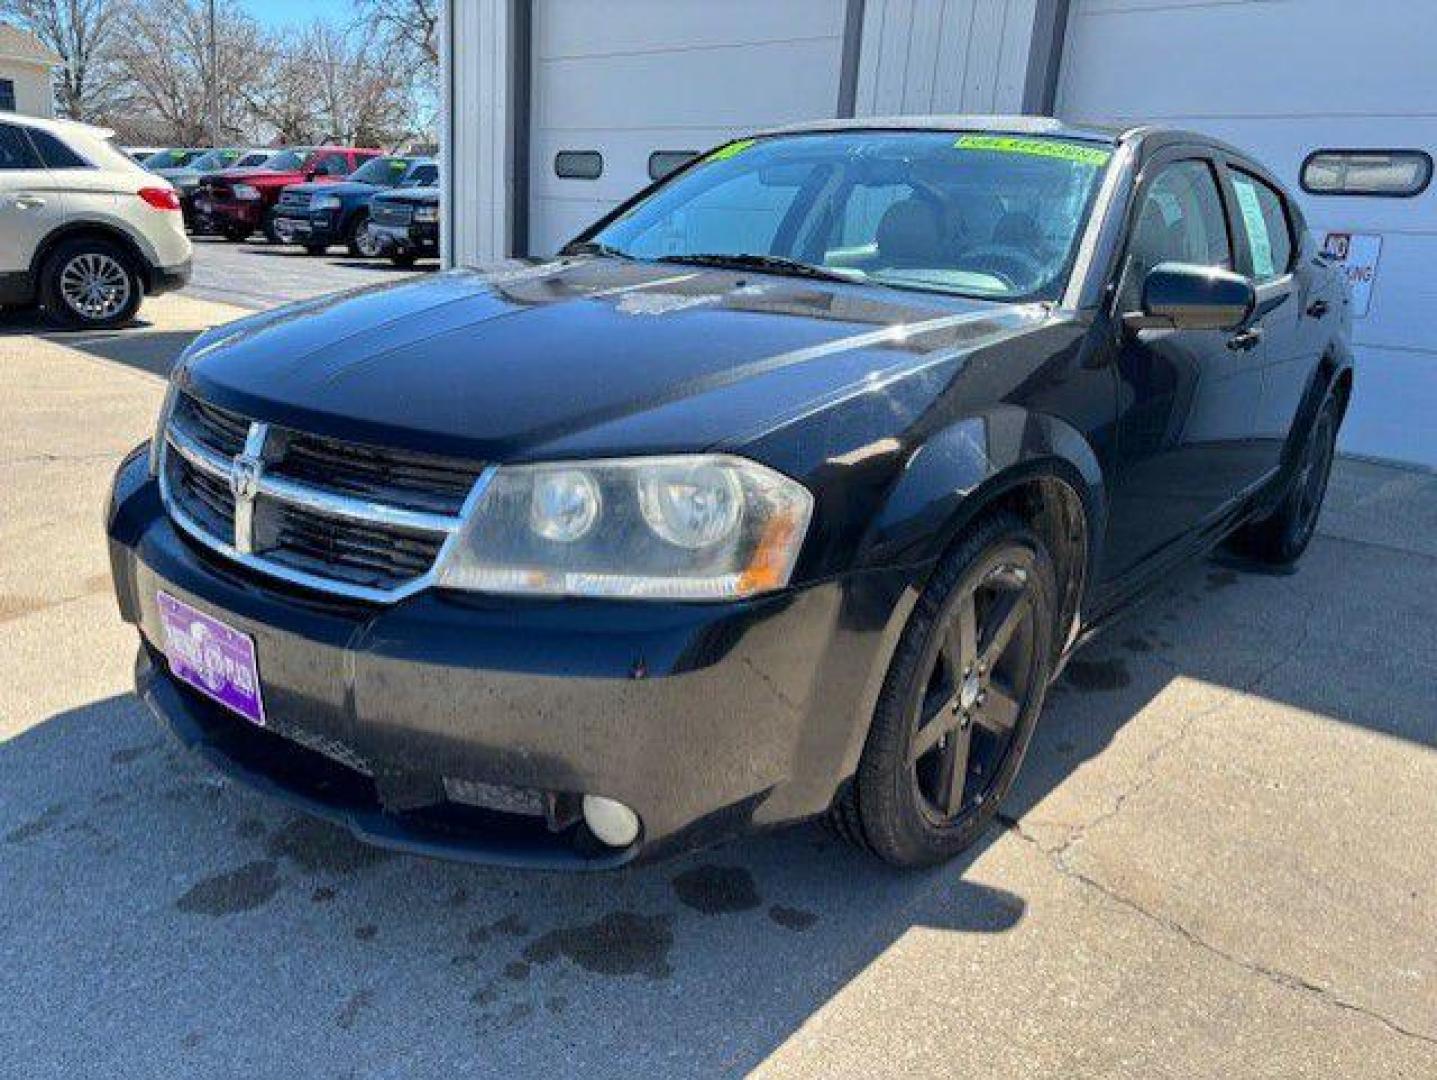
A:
[
  {"xmin": 285, "ymin": 180, "xmax": 377, "ymax": 197},
  {"xmin": 178, "ymin": 258, "xmax": 1046, "ymax": 463},
  {"xmin": 211, "ymin": 168, "xmax": 304, "ymax": 187},
  {"xmin": 376, "ymin": 186, "xmax": 439, "ymax": 206}
]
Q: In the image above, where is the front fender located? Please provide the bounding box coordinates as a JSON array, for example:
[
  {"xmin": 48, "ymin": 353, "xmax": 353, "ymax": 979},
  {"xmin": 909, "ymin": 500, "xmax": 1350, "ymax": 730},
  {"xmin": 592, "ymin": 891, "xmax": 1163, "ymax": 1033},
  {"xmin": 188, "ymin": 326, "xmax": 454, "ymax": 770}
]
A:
[{"xmin": 858, "ymin": 404, "xmax": 1107, "ymax": 578}]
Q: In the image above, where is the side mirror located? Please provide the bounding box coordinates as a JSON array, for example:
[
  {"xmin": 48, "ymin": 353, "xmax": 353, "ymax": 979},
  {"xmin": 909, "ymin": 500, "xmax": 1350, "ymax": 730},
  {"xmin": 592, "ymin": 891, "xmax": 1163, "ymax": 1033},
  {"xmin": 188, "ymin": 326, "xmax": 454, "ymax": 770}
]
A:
[{"xmin": 1125, "ymin": 262, "xmax": 1255, "ymax": 332}]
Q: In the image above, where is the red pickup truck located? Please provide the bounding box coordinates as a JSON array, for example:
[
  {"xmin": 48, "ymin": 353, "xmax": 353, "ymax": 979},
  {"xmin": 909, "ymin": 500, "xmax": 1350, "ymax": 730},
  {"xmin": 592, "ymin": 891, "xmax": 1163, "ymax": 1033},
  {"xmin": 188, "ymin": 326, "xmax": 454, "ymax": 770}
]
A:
[{"xmin": 196, "ymin": 146, "xmax": 382, "ymax": 242}]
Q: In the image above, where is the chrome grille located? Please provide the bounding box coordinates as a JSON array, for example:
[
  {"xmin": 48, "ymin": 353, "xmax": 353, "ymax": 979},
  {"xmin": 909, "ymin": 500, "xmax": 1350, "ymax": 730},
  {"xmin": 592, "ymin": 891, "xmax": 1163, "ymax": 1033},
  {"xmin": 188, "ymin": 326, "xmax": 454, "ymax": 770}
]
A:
[
  {"xmin": 277, "ymin": 189, "xmax": 312, "ymax": 212},
  {"xmin": 160, "ymin": 393, "xmax": 490, "ymax": 601},
  {"xmin": 371, "ymin": 201, "xmax": 414, "ymax": 228}
]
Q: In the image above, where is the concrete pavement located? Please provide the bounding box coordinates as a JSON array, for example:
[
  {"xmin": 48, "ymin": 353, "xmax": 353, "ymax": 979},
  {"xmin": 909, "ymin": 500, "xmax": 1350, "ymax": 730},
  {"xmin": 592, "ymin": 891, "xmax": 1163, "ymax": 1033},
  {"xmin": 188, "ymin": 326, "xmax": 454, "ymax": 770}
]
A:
[{"xmin": 1, "ymin": 294, "xmax": 1434, "ymax": 1078}]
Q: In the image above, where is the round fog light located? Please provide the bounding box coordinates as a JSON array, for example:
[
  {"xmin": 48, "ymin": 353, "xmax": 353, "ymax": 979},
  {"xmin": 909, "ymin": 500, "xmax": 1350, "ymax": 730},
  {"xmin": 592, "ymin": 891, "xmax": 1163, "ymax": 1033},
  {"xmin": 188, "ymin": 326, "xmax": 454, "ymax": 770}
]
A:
[{"xmin": 582, "ymin": 795, "xmax": 640, "ymax": 848}]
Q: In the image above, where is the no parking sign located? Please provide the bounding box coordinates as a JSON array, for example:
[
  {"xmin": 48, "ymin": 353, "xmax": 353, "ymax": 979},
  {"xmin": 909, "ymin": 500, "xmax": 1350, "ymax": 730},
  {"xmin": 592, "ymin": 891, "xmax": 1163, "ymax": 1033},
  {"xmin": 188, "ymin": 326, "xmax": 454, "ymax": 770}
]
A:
[{"xmin": 1321, "ymin": 231, "xmax": 1382, "ymax": 317}]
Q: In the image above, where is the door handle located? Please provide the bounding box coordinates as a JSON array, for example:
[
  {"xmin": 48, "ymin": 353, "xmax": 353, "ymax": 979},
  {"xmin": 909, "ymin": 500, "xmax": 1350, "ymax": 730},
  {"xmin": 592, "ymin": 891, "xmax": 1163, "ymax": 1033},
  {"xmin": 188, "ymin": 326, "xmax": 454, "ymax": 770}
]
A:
[
  {"xmin": 11, "ymin": 195, "xmax": 46, "ymax": 210},
  {"xmin": 1226, "ymin": 327, "xmax": 1263, "ymax": 352},
  {"xmin": 1306, "ymin": 299, "xmax": 1330, "ymax": 319}
]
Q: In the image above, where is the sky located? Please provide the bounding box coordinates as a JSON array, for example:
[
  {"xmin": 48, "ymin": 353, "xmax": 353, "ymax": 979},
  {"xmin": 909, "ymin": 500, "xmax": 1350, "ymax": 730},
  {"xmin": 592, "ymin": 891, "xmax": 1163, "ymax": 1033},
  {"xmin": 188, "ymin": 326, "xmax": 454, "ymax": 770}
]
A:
[{"xmin": 241, "ymin": 0, "xmax": 357, "ymax": 32}]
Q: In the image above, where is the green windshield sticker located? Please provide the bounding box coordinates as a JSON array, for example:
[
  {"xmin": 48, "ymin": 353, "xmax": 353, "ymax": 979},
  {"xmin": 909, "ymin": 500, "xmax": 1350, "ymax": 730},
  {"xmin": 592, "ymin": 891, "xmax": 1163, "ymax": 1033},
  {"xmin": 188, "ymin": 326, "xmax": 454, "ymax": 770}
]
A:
[
  {"xmin": 954, "ymin": 134, "xmax": 1112, "ymax": 166},
  {"xmin": 707, "ymin": 138, "xmax": 756, "ymax": 162}
]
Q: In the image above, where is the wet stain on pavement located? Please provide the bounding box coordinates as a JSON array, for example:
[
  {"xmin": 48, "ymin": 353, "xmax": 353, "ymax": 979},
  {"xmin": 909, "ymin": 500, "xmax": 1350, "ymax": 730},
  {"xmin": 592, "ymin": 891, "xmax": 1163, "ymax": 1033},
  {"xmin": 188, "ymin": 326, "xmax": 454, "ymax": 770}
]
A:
[
  {"xmin": 1062, "ymin": 657, "xmax": 1131, "ymax": 692},
  {"xmin": 768, "ymin": 905, "xmax": 819, "ymax": 931},
  {"xmin": 522, "ymin": 911, "xmax": 674, "ymax": 979},
  {"xmin": 265, "ymin": 816, "xmax": 392, "ymax": 874},
  {"xmin": 671, "ymin": 864, "xmax": 761, "ymax": 914},
  {"xmin": 1206, "ymin": 568, "xmax": 1240, "ymax": 592},
  {"xmin": 466, "ymin": 913, "xmax": 531, "ymax": 948},
  {"xmin": 111, "ymin": 741, "xmax": 161, "ymax": 766},
  {"xmin": 545, "ymin": 995, "xmax": 568, "ymax": 1014},
  {"xmin": 175, "ymin": 859, "xmax": 281, "ymax": 916},
  {"xmin": 502, "ymin": 960, "xmax": 530, "ymax": 981},
  {"xmin": 353, "ymin": 924, "xmax": 378, "ymax": 942},
  {"xmin": 5, "ymin": 802, "xmax": 66, "ymax": 844},
  {"xmin": 311, "ymin": 886, "xmax": 336, "ymax": 903}
]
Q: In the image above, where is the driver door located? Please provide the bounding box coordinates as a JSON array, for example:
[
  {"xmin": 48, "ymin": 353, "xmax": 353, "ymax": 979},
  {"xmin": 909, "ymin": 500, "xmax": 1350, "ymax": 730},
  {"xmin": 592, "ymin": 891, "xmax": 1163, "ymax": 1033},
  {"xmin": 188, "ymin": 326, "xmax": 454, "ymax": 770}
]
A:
[{"xmin": 1102, "ymin": 150, "xmax": 1267, "ymax": 581}]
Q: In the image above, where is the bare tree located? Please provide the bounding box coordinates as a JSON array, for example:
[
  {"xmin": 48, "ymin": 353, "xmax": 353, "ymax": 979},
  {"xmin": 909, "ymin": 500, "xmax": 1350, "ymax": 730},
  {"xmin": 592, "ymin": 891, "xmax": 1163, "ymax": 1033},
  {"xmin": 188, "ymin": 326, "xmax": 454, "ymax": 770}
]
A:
[
  {"xmin": 112, "ymin": 0, "xmax": 268, "ymax": 144},
  {"xmin": 0, "ymin": 0, "xmax": 129, "ymax": 120},
  {"xmin": 355, "ymin": 0, "xmax": 437, "ymax": 70},
  {"xmin": 300, "ymin": 20, "xmax": 411, "ymax": 147}
]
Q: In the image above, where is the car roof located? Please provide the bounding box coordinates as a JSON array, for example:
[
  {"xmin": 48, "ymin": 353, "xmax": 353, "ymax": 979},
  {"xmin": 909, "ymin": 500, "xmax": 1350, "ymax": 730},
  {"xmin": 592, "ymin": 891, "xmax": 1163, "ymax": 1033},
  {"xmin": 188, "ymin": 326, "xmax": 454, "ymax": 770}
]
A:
[
  {"xmin": 3, "ymin": 113, "xmax": 115, "ymax": 141},
  {"xmin": 753, "ymin": 114, "xmax": 1127, "ymax": 143}
]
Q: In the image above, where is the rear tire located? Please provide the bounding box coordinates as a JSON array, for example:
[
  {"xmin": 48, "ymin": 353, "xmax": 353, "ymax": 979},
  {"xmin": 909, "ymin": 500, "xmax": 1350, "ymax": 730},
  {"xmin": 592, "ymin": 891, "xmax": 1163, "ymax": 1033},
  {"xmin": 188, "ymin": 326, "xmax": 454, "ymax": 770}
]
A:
[
  {"xmin": 304, "ymin": 243, "xmax": 329, "ymax": 256},
  {"xmin": 1232, "ymin": 396, "xmax": 1339, "ymax": 565},
  {"xmin": 837, "ymin": 511, "xmax": 1058, "ymax": 867},
  {"xmin": 390, "ymin": 252, "xmax": 418, "ymax": 268},
  {"xmin": 222, "ymin": 225, "xmax": 251, "ymax": 243},
  {"xmin": 38, "ymin": 237, "xmax": 144, "ymax": 330}
]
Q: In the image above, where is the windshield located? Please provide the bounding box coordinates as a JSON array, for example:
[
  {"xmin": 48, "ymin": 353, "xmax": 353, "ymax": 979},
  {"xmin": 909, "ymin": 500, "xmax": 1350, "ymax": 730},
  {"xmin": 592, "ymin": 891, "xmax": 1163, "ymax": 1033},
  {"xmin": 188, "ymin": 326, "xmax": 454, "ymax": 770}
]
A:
[
  {"xmin": 348, "ymin": 156, "xmax": 413, "ymax": 186},
  {"xmin": 584, "ymin": 131, "xmax": 1113, "ymax": 301},
  {"xmin": 265, "ymin": 150, "xmax": 305, "ymax": 171},
  {"xmin": 235, "ymin": 152, "xmax": 270, "ymax": 168},
  {"xmin": 189, "ymin": 149, "xmax": 238, "ymax": 172},
  {"xmin": 144, "ymin": 148, "xmax": 201, "ymax": 169}
]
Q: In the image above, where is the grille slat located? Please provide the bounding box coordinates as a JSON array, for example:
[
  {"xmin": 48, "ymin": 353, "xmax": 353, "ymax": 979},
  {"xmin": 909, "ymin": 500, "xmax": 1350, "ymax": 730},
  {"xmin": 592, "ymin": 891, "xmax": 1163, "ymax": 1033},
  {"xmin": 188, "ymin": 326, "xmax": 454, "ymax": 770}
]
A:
[{"xmin": 162, "ymin": 393, "xmax": 485, "ymax": 598}]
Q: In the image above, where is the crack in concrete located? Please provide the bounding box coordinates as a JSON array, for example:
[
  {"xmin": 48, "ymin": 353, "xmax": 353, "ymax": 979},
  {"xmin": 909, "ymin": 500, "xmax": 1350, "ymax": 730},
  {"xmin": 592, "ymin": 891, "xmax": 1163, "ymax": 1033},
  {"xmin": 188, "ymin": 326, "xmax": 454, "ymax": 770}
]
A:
[{"xmin": 997, "ymin": 812, "xmax": 1437, "ymax": 1049}]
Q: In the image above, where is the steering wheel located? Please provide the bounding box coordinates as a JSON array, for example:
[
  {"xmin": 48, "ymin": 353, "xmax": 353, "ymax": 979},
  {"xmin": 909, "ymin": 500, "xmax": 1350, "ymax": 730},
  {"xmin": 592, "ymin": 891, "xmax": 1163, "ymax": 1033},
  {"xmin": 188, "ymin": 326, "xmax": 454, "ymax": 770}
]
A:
[{"xmin": 957, "ymin": 246, "xmax": 1047, "ymax": 291}]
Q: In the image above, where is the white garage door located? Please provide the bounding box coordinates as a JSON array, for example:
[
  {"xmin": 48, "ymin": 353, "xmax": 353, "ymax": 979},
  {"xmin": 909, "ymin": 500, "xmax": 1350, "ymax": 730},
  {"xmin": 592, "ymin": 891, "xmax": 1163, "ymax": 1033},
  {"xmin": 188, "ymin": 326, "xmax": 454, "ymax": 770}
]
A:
[
  {"xmin": 1057, "ymin": 0, "xmax": 1437, "ymax": 466},
  {"xmin": 527, "ymin": 0, "xmax": 848, "ymax": 256}
]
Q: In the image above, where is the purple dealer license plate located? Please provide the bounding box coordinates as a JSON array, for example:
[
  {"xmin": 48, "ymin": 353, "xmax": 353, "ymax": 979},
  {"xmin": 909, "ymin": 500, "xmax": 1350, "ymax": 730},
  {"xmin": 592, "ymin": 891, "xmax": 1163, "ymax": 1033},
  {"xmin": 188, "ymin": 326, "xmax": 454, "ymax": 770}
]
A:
[{"xmin": 157, "ymin": 591, "xmax": 266, "ymax": 726}]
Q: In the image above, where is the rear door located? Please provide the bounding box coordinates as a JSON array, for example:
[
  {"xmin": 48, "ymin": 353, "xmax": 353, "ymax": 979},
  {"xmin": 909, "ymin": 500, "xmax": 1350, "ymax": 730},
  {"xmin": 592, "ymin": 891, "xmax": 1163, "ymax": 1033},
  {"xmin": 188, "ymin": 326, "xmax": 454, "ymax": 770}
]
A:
[
  {"xmin": 0, "ymin": 122, "xmax": 65, "ymax": 278},
  {"xmin": 1221, "ymin": 161, "xmax": 1321, "ymax": 476},
  {"xmin": 1102, "ymin": 147, "xmax": 1267, "ymax": 581}
]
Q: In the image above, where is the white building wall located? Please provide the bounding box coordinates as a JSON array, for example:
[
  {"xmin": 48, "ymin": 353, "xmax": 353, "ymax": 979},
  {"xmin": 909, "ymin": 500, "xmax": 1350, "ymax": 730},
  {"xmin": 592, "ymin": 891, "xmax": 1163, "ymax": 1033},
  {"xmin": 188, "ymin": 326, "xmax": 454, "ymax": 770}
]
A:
[
  {"xmin": 854, "ymin": 0, "xmax": 1039, "ymax": 115},
  {"xmin": 0, "ymin": 61, "xmax": 54, "ymax": 118}
]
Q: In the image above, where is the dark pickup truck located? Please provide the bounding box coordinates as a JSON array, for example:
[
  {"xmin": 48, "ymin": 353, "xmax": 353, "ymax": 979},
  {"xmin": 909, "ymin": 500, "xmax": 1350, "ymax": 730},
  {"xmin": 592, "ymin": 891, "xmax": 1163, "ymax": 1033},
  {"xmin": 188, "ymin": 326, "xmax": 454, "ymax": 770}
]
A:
[{"xmin": 369, "ymin": 185, "xmax": 441, "ymax": 266}]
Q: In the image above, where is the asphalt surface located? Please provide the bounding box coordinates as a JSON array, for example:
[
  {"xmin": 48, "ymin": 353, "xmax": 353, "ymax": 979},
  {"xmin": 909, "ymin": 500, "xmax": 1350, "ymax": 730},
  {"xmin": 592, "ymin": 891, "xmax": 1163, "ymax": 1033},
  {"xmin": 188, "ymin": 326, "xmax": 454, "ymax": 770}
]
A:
[
  {"xmin": 181, "ymin": 234, "xmax": 432, "ymax": 310},
  {"xmin": 1, "ymin": 278, "xmax": 1434, "ymax": 1078}
]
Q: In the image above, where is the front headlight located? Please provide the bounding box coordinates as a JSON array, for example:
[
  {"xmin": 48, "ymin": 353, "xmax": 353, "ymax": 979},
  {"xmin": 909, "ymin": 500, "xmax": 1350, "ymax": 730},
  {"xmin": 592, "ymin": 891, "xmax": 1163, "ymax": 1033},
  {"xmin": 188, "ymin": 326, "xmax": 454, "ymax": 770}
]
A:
[
  {"xmin": 413, "ymin": 206, "xmax": 439, "ymax": 223},
  {"xmin": 436, "ymin": 455, "xmax": 813, "ymax": 600},
  {"xmin": 312, "ymin": 195, "xmax": 342, "ymax": 211},
  {"xmin": 233, "ymin": 184, "xmax": 260, "ymax": 200}
]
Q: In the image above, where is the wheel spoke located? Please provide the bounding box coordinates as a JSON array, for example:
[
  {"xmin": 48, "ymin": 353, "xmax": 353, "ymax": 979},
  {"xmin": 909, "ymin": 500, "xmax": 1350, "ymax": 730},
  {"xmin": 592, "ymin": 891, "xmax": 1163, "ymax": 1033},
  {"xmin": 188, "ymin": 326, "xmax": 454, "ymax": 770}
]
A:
[
  {"xmin": 935, "ymin": 722, "xmax": 973, "ymax": 815},
  {"xmin": 945, "ymin": 588, "xmax": 978, "ymax": 677},
  {"xmin": 911, "ymin": 695, "xmax": 960, "ymax": 761},
  {"xmin": 979, "ymin": 586, "xmax": 1030, "ymax": 671},
  {"xmin": 976, "ymin": 682, "xmax": 1021, "ymax": 733}
]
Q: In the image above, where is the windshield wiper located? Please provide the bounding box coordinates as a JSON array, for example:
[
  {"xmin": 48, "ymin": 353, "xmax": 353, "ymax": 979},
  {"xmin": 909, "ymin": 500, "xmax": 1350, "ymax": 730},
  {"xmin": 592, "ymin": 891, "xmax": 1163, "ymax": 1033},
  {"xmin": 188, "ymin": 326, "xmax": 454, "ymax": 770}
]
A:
[
  {"xmin": 654, "ymin": 252, "xmax": 862, "ymax": 284},
  {"xmin": 561, "ymin": 240, "xmax": 634, "ymax": 260}
]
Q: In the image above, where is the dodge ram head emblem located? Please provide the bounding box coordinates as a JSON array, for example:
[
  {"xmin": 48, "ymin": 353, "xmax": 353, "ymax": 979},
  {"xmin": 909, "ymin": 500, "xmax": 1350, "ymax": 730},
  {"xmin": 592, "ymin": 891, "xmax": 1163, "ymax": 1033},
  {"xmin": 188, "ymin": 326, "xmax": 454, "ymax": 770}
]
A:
[
  {"xmin": 230, "ymin": 454, "xmax": 263, "ymax": 501},
  {"xmin": 229, "ymin": 422, "xmax": 271, "ymax": 555}
]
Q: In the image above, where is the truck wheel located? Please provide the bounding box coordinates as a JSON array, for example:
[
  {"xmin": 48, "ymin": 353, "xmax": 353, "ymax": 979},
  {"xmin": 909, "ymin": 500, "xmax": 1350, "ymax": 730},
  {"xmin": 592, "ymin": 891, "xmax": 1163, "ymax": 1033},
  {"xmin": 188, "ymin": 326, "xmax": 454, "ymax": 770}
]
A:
[
  {"xmin": 222, "ymin": 225, "xmax": 251, "ymax": 243},
  {"xmin": 347, "ymin": 212, "xmax": 381, "ymax": 258},
  {"xmin": 1232, "ymin": 396, "xmax": 1339, "ymax": 565},
  {"xmin": 390, "ymin": 252, "xmax": 418, "ymax": 268},
  {"xmin": 835, "ymin": 510, "xmax": 1057, "ymax": 868},
  {"xmin": 304, "ymin": 243, "xmax": 329, "ymax": 256},
  {"xmin": 39, "ymin": 237, "xmax": 144, "ymax": 330}
]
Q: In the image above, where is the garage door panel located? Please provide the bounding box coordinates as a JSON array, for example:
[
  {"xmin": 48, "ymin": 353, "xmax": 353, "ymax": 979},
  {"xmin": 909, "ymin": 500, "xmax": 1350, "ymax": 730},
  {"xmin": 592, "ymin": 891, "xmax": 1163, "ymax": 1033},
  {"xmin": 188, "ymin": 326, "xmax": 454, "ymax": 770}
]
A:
[
  {"xmin": 1062, "ymin": 0, "xmax": 1437, "ymax": 118},
  {"xmin": 535, "ymin": 0, "xmax": 844, "ymax": 59},
  {"xmin": 1338, "ymin": 349, "xmax": 1437, "ymax": 468}
]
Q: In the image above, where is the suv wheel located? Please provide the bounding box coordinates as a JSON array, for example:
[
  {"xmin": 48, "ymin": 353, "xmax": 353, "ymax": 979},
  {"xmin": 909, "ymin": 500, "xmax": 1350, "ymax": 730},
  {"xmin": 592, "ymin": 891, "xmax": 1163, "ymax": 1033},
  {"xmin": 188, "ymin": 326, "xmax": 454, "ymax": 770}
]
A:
[
  {"xmin": 348, "ymin": 213, "xmax": 381, "ymax": 258},
  {"xmin": 222, "ymin": 225, "xmax": 251, "ymax": 242},
  {"xmin": 836, "ymin": 511, "xmax": 1057, "ymax": 867},
  {"xmin": 390, "ymin": 252, "xmax": 418, "ymax": 268},
  {"xmin": 40, "ymin": 238, "xmax": 143, "ymax": 330}
]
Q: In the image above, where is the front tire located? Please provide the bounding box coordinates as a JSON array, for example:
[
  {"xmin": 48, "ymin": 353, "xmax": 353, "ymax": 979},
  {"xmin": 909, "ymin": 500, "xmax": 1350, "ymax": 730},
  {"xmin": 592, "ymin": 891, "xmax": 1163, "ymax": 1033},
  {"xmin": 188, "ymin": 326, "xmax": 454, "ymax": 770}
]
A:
[
  {"xmin": 39, "ymin": 238, "xmax": 144, "ymax": 330},
  {"xmin": 839, "ymin": 511, "xmax": 1058, "ymax": 868},
  {"xmin": 1232, "ymin": 395, "xmax": 1339, "ymax": 565},
  {"xmin": 347, "ymin": 212, "xmax": 381, "ymax": 258},
  {"xmin": 222, "ymin": 225, "xmax": 251, "ymax": 243},
  {"xmin": 389, "ymin": 252, "xmax": 418, "ymax": 268}
]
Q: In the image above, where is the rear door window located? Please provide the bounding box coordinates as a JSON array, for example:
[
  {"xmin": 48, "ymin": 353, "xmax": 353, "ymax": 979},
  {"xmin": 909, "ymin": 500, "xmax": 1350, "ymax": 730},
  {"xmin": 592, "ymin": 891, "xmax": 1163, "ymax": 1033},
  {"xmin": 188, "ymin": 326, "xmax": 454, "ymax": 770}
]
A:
[
  {"xmin": 0, "ymin": 123, "xmax": 41, "ymax": 170},
  {"xmin": 1230, "ymin": 170, "xmax": 1294, "ymax": 282}
]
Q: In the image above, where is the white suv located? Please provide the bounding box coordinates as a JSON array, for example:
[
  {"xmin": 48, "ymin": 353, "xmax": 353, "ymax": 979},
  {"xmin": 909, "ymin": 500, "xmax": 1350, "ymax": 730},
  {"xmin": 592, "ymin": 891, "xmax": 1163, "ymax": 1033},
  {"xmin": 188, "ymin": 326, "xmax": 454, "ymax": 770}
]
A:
[{"xmin": 0, "ymin": 115, "xmax": 192, "ymax": 328}]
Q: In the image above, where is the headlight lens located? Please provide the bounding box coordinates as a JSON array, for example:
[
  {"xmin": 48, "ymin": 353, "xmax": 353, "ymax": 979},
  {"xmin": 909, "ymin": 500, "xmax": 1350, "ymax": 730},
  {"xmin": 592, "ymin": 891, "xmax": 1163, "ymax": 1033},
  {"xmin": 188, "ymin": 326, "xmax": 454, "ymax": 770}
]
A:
[
  {"xmin": 437, "ymin": 455, "xmax": 812, "ymax": 600},
  {"xmin": 233, "ymin": 184, "xmax": 260, "ymax": 200},
  {"xmin": 312, "ymin": 195, "xmax": 342, "ymax": 211},
  {"xmin": 413, "ymin": 206, "xmax": 439, "ymax": 223}
]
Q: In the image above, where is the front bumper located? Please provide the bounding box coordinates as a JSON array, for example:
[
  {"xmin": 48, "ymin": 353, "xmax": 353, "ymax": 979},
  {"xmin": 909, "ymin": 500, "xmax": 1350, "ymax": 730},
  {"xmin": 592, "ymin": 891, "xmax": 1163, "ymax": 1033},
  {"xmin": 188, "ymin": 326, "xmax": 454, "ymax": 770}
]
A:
[
  {"xmin": 107, "ymin": 450, "xmax": 916, "ymax": 867},
  {"xmin": 373, "ymin": 221, "xmax": 439, "ymax": 257}
]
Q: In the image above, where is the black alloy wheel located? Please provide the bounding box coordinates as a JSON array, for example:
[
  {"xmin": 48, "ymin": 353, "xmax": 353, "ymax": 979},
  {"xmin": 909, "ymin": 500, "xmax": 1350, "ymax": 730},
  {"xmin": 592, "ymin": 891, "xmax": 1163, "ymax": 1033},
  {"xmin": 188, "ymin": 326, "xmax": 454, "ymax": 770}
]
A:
[
  {"xmin": 1234, "ymin": 395, "xmax": 1339, "ymax": 564},
  {"xmin": 837, "ymin": 511, "xmax": 1057, "ymax": 867}
]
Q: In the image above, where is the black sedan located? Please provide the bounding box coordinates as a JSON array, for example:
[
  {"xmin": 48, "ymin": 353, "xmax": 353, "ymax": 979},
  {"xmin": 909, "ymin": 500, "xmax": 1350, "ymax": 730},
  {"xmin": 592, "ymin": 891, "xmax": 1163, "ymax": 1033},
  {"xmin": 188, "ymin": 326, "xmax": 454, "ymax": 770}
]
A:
[{"xmin": 106, "ymin": 118, "xmax": 1350, "ymax": 869}]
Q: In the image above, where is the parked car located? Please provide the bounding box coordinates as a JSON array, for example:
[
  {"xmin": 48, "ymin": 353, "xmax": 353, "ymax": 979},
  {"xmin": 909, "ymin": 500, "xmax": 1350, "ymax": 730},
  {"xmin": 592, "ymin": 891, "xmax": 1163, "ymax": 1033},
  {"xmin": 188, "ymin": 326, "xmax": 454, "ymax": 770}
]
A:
[
  {"xmin": 148, "ymin": 147, "xmax": 244, "ymax": 229},
  {"xmin": 107, "ymin": 118, "xmax": 1350, "ymax": 868},
  {"xmin": 142, "ymin": 148, "xmax": 205, "ymax": 172},
  {"xmin": 271, "ymin": 156, "xmax": 437, "ymax": 256},
  {"xmin": 368, "ymin": 182, "xmax": 440, "ymax": 266},
  {"xmin": 190, "ymin": 149, "xmax": 288, "ymax": 235},
  {"xmin": 198, "ymin": 146, "xmax": 381, "ymax": 243},
  {"xmin": 125, "ymin": 146, "xmax": 164, "ymax": 164},
  {"xmin": 1, "ymin": 115, "xmax": 191, "ymax": 328}
]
